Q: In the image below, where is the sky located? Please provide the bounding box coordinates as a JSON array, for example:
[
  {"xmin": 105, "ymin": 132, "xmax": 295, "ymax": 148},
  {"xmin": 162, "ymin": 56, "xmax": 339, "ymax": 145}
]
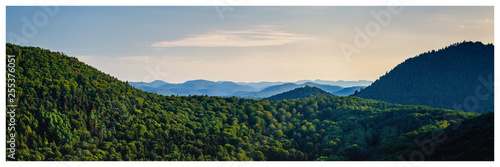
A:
[{"xmin": 6, "ymin": 6, "xmax": 494, "ymax": 83}]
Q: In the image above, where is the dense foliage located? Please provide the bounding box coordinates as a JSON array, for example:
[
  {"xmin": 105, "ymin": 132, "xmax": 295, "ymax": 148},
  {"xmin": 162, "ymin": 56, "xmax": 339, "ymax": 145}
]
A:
[
  {"xmin": 265, "ymin": 86, "xmax": 335, "ymax": 101},
  {"xmin": 373, "ymin": 112, "xmax": 493, "ymax": 161},
  {"xmin": 355, "ymin": 41, "xmax": 494, "ymax": 113},
  {"xmin": 6, "ymin": 44, "xmax": 490, "ymax": 161}
]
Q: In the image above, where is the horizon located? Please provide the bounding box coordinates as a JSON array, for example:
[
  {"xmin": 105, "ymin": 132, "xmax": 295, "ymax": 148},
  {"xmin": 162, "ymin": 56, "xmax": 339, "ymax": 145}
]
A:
[
  {"xmin": 132, "ymin": 78, "xmax": 373, "ymax": 84},
  {"xmin": 6, "ymin": 6, "xmax": 493, "ymax": 83}
]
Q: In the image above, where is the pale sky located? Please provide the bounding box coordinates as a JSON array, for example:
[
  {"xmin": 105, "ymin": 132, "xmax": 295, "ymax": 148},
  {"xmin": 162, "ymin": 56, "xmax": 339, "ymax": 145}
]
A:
[{"xmin": 6, "ymin": 6, "xmax": 493, "ymax": 83}]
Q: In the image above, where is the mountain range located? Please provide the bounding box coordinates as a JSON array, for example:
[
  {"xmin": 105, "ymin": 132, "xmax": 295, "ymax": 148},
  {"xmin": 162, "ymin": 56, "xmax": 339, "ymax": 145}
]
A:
[
  {"xmin": 129, "ymin": 79, "xmax": 369, "ymax": 98},
  {"xmin": 236, "ymin": 79, "xmax": 372, "ymax": 90}
]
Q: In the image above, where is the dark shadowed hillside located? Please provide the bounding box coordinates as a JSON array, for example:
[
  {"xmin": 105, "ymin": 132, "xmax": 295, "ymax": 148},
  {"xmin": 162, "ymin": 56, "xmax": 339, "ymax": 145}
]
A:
[
  {"xmin": 354, "ymin": 41, "xmax": 494, "ymax": 113},
  {"xmin": 334, "ymin": 86, "xmax": 364, "ymax": 96},
  {"xmin": 373, "ymin": 112, "xmax": 493, "ymax": 161}
]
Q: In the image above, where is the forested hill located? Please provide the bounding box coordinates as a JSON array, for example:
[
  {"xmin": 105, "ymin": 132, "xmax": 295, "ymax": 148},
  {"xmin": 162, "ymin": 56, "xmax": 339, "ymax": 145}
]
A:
[
  {"xmin": 265, "ymin": 86, "xmax": 335, "ymax": 101},
  {"xmin": 6, "ymin": 43, "xmax": 488, "ymax": 161},
  {"xmin": 354, "ymin": 41, "xmax": 494, "ymax": 113},
  {"xmin": 372, "ymin": 112, "xmax": 493, "ymax": 161}
]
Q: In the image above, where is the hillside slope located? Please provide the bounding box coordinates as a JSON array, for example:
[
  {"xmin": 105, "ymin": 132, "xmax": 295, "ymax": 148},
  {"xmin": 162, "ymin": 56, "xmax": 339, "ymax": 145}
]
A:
[
  {"xmin": 265, "ymin": 86, "xmax": 335, "ymax": 101},
  {"xmin": 373, "ymin": 112, "xmax": 493, "ymax": 160},
  {"xmin": 333, "ymin": 86, "xmax": 364, "ymax": 96},
  {"xmin": 354, "ymin": 41, "xmax": 494, "ymax": 113},
  {"xmin": 233, "ymin": 83, "xmax": 302, "ymax": 98}
]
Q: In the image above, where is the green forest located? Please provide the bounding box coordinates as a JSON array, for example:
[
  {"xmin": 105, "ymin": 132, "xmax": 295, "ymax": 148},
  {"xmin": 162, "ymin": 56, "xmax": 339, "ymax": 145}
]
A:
[
  {"xmin": 265, "ymin": 86, "xmax": 335, "ymax": 101},
  {"xmin": 5, "ymin": 44, "xmax": 493, "ymax": 161}
]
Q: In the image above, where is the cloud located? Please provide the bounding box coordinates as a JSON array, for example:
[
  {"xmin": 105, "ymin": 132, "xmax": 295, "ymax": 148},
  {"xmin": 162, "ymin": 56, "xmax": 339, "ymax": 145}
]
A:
[{"xmin": 151, "ymin": 26, "xmax": 314, "ymax": 47}]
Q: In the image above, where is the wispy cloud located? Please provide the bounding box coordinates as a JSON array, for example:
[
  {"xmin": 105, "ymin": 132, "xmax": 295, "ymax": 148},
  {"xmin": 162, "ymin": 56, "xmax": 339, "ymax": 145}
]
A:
[{"xmin": 151, "ymin": 26, "xmax": 314, "ymax": 47}]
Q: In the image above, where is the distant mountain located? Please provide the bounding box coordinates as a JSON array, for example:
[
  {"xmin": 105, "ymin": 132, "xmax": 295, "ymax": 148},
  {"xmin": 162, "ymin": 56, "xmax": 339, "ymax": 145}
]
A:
[
  {"xmin": 129, "ymin": 80, "xmax": 168, "ymax": 88},
  {"xmin": 354, "ymin": 41, "xmax": 494, "ymax": 113},
  {"xmin": 312, "ymin": 79, "xmax": 372, "ymax": 87},
  {"xmin": 294, "ymin": 80, "xmax": 314, "ymax": 84},
  {"xmin": 130, "ymin": 79, "xmax": 371, "ymax": 98},
  {"xmin": 140, "ymin": 87, "xmax": 175, "ymax": 95},
  {"xmin": 236, "ymin": 80, "xmax": 372, "ymax": 91},
  {"xmin": 234, "ymin": 82, "xmax": 344, "ymax": 99},
  {"xmin": 265, "ymin": 86, "xmax": 335, "ymax": 101},
  {"xmin": 130, "ymin": 79, "xmax": 257, "ymax": 96},
  {"xmin": 333, "ymin": 86, "xmax": 364, "ymax": 96},
  {"xmin": 301, "ymin": 82, "xmax": 343, "ymax": 93},
  {"xmin": 237, "ymin": 81, "xmax": 287, "ymax": 90},
  {"xmin": 234, "ymin": 83, "xmax": 301, "ymax": 98}
]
